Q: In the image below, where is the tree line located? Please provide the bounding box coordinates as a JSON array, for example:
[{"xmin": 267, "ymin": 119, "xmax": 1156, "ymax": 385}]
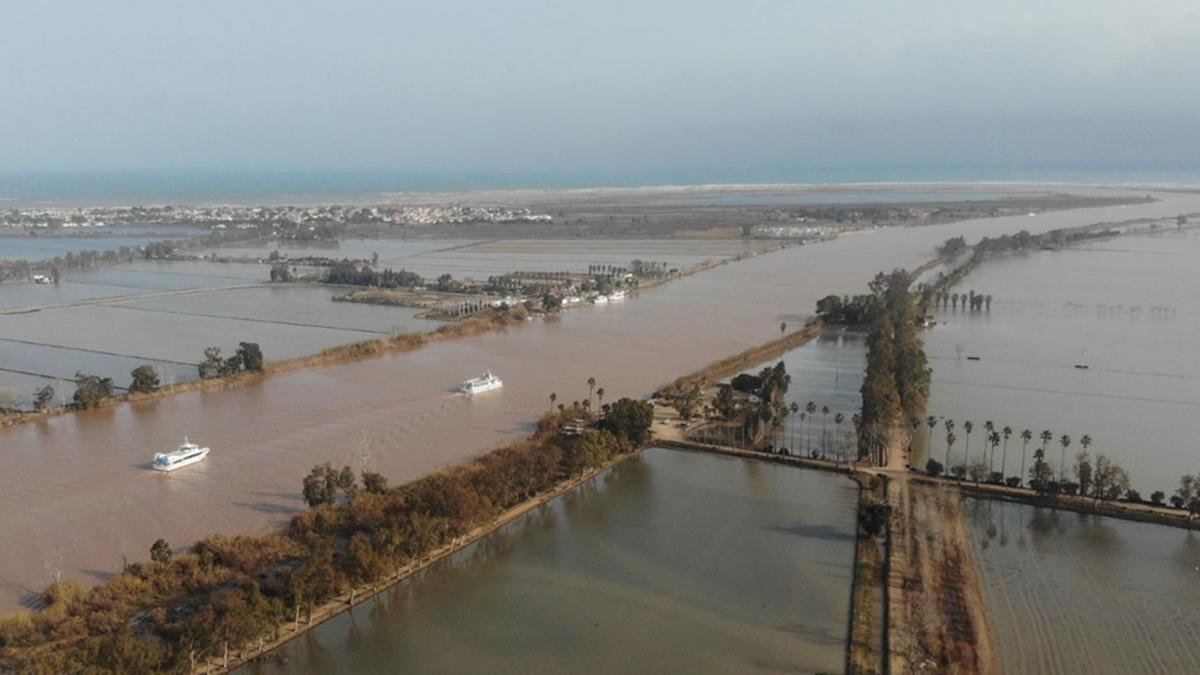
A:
[
  {"xmin": 0, "ymin": 398, "xmax": 653, "ymax": 672},
  {"xmin": 857, "ymin": 269, "xmax": 931, "ymax": 464}
]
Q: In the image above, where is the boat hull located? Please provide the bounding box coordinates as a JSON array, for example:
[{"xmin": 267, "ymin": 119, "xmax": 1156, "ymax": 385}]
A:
[
  {"xmin": 460, "ymin": 381, "xmax": 503, "ymax": 395},
  {"xmin": 153, "ymin": 447, "xmax": 210, "ymax": 472}
]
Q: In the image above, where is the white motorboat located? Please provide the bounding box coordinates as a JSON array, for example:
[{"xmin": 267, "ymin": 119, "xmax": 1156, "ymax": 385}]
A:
[
  {"xmin": 153, "ymin": 437, "xmax": 210, "ymax": 472},
  {"xmin": 609, "ymin": 289, "xmax": 626, "ymax": 300},
  {"xmin": 459, "ymin": 370, "xmax": 503, "ymax": 394}
]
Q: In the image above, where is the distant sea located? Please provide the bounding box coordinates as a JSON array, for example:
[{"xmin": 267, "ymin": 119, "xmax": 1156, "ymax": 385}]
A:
[{"xmin": 1, "ymin": 164, "xmax": 1198, "ymax": 206}]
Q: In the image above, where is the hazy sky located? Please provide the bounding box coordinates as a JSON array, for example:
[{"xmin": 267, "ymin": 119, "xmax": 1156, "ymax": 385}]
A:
[{"xmin": 2, "ymin": 0, "xmax": 1198, "ymax": 174}]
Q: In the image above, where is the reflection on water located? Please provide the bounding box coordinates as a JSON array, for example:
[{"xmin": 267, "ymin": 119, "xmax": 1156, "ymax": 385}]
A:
[
  {"xmin": 747, "ymin": 331, "xmax": 867, "ymax": 458},
  {"xmin": 241, "ymin": 448, "xmax": 859, "ymax": 675},
  {"xmin": 922, "ymin": 231, "xmax": 1200, "ymax": 492},
  {"xmin": 966, "ymin": 496, "xmax": 1200, "ymax": 674}
]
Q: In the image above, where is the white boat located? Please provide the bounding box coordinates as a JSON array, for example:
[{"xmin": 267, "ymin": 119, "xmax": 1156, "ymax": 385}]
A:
[
  {"xmin": 592, "ymin": 294, "xmax": 609, "ymax": 304},
  {"xmin": 459, "ymin": 370, "xmax": 503, "ymax": 394},
  {"xmin": 153, "ymin": 437, "xmax": 210, "ymax": 472},
  {"xmin": 609, "ymin": 290, "xmax": 626, "ymax": 300},
  {"xmin": 32, "ymin": 274, "xmax": 51, "ymax": 284}
]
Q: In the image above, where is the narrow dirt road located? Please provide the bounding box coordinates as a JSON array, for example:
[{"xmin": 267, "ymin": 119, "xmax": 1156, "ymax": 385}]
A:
[{"xmin": 887, "ymin": 478, "xmax": 997, "ymax": 674}]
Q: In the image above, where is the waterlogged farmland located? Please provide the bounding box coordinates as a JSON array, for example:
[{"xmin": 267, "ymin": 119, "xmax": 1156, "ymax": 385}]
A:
[
  {"xmin": 966, "ymin": 497, "xmax": 1200, "ymax": 674},
  {"xmin": 921, "ymin": 230, "xmax": 1200, "ymax": 492},
  {"xmin": 200, "ymin": 238, "xmax": 766, "ymax": 280},
  {"xmin": 242, "ymin": 449, "xmax": 859, "ymax": 675},
  {"xmin": 0, "ymin": 239, "xmax": 765, "ymax": 405}
]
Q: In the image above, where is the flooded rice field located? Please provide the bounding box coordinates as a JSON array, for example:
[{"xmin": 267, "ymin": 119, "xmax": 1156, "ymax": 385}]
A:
[
  {"xmin": 0, "ymin": 233, "xmax": 196, "ymax": 262},
  {"xmin": 0, "ymin": 285, "xmax": 440, "ymax": 405},
  {"xmin": 729, "ymin": 330, "xmax": 867, "ymax": 458},
  {"xmin": 200, "ymin": 238, "xmax": 767, "ymax": 280},
  {"xmin": 965, "ymin": 496, "xmax": 1200, "ymax": 674},
  {"xmin": 920, "ymin": 230, "xmax": 1200, "ymax": 493},
  {"xmin": 241, "ymin": 448, "xmax": 858, "ymax": 675},
  {"xmin": 0, "ymin": 187, "xmax": 1198, "ymax": 610}
]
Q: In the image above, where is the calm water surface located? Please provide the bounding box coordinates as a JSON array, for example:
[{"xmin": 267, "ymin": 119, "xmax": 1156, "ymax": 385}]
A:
[
  {"xmin": 920, "ymin": 230, "xmax": 1200, "ymax": 493},
  {"xmin": 966, "ymin": 496, "xmax": 1200, "ymax": 674},
  {"xmin": 241, "ymin": 448, "xmax": 858, "ymax": 675}
]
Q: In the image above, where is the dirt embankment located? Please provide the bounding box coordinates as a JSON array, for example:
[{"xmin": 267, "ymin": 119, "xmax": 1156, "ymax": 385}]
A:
[
  {"xmin": 887, "ymin": 479, "xmax": 996, "ymax": 675},
  {"xmin": 0, "ymin": 309, "xmax": 523, "ymax": 429},
  {"xmin": 667, "ymin": 321, "xmax": 824, "ymax": 392},
  {"xmin": 848, "ymin": 474, "xmax": 888, "ymax": 675}
]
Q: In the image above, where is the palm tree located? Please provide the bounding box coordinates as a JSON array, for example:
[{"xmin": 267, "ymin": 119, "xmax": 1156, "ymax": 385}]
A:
[
  {"xmin": 587, "ymin": 377, "xmax": 597, "ymax": 406},
  {"xmin": 1040, "ymin": 429, "xmax": 1052, "ymax": 454},
  {"xmin": 987, "ymin": 431, "xmax": 1001, "ymax": 478},
  {"xmin": 1080, "ymin": 434, "xmax": 1092, "ymax": 455},
  {"xmin": 821, "ymin": 405, "xmax": 831, "ymax": 453},
  {"xmin": 1019, "ymin": 429, "xmax": 1033, "ymax": 485},
  {"xmin": 799, "ymin": 412, "xmax": 808, "ymax": 452},
  {"xmin": 549, "ymin": 392, "xmax": 557, "ymax": 411},
  {"xmin": 806, "ymin": 401, "xmax": 817, "ymax": 451},
  {"xmin": 963, "ymin": 421, "xmax": 974, "ymax": 469},
  {"xmin": 789, "ymin": 402, "xmax": 800, "ymax": 449},
  {"xmin": 596, "ymin": 387, "xmax": 605, "ymax": 410},
  {"xmin": 1058, "ymin": 434, "xmax": 1072, "ymax": 482},
  {"xmin": 1001, "ymin": 426, "xmax": 1013, "ymax": 480},
  {"xmin": 943, "ymin": 419, "xmax": 956, "ymax": 469},
  {"xmin": 945, "ymin": 432, "xmax": 958, "ymax": 477},
  {"xmin": 834, "ymin": 412, "xmax": 846, "ymax": 460},
  {"xmin": 926, "ymin": 415, "xmax": 938, "ymax": 452}
]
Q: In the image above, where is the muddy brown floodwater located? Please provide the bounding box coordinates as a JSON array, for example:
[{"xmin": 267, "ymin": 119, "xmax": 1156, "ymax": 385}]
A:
[{"xmin": 1, "ymin": 187, "xmax": 1198, "ymax": 611}]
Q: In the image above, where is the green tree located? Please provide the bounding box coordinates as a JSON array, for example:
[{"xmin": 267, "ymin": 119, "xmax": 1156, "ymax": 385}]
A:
[
  {"xmin": 1019, "ymin": 429, "xmax": 1033, "ymax": 485},
  {"xmin": 237, "ymin": 342, "xmax": 264, "ymax": 372},
  {"xmin": 962, "ymin": 421, "xmax": 974, "ymax": 471},
  {"xmin": 1058, "ymin": 434, "xmax": 1072, "ymax": 482},
  {"xmin": 1029, "ymin": 448, "xmax": 1054, "ymax": 493},
  {"xmin": 1074, "ymin": 451, "xmax": 1093, "ymax": 497},
  {"xmin": 598, "ymin": 398, "xmax": 654, "ymax": 446},
  {"xmin": 150, "ymin": 538, "xmax": 172, "ymax": 567},
  {"xmin": 34, "ymin": 384, "xmax": 55, "ymax": 411},
  {"xmin": 587, "ymin": 376, "xmax": 597, "ymax": 407},
  {"xmin": 1001, "ymin": 426, "xmax": 1013, "ymax": 480},
  {"xmin": 361, "ymin": 471, "xmax": 388, "ymax": 494},
  {"xmin": 129, "ymin": 365, "xmax": 160, "ymax": 394},
  {"xmin": 945, "ymin": 431, "xmax": 957, "ymax": 477},
  {"xmin": 987, "ymin": 430, "xmax": 1001, "ymax": 480},
  {"xmin": 72, "ymin": 371, "xmax": 114, "ymax": 409},
  {"xmin": 199, "ymin": 347, "xmax": 225, "ymax": 379},
  {"xmin": 714, "ymin": 386, "xmax": 738, "ymax": 420},
  {"xmin": 1091, "ymin": 454, "xmax": 1130, "ymax": 504}
]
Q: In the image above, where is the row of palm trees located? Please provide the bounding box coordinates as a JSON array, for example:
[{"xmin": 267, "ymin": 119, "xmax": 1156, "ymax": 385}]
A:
[
  {"xmin": 547, "ymin": 376, "xmax": 607, "ymax": 414},
  {"xmin": 781, "ymin": 401, "xmax": 855, "ymax": 460},
  {"xmin": 926, "ymin": 415, "xmax": 1091, "ymax": 484}
]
